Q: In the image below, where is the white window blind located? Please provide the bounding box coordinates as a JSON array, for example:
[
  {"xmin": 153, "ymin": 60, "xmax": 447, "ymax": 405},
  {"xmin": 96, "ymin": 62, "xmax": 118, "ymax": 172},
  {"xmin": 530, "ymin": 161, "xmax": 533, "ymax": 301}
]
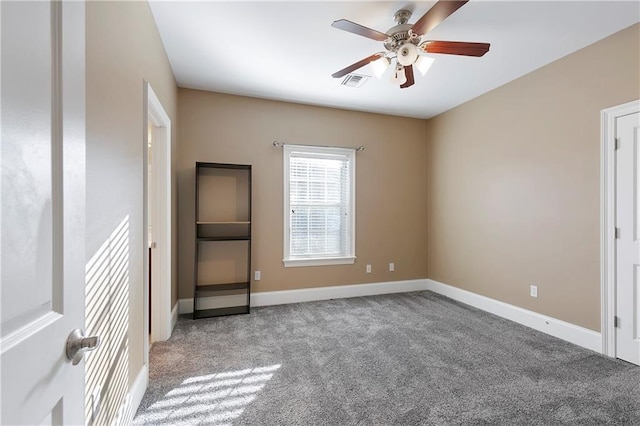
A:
[{"xmin": 283, "ymin": 145, "xmax": 356, "ymax": 267}]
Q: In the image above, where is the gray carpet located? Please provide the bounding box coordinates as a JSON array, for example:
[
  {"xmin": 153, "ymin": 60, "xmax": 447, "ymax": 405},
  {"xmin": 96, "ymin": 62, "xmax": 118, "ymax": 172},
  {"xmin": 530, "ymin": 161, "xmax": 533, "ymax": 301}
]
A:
[{"xmin": 134, "ymin": 291, "xmax": 640, "ymax": 425}]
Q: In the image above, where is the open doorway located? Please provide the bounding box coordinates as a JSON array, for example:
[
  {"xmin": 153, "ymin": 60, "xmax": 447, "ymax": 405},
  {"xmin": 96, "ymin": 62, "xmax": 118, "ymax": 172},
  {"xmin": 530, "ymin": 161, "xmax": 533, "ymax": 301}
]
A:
[{"xmin": 143, "ymin": 82, "xmax": 173, "ymax": 357}]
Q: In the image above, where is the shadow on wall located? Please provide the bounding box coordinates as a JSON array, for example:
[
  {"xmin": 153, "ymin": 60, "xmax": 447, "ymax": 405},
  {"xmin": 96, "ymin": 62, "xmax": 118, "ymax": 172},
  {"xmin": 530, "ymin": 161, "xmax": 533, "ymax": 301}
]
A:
[
  {"xmin": 85, "ymin": 216, "xmax": 131, "ymax": 425},
  {"xmin": 134, "ymin": 364, "xmax": 281, "ymax": 424}
]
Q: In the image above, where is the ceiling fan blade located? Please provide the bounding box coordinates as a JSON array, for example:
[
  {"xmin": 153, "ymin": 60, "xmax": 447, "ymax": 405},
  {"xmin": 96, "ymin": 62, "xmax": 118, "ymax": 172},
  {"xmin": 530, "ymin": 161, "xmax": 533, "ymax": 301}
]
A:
[
  {"xmin": 331, "ymin": 19, "xmax": 388, "ymax": 41},
  {"xmin": 332, "ymin": 54, "xmax": 382, "ymax": 79},
  {"xmin": 400, "ymin": 65, "xmax": 414, "ymax": 89},
  {"xmin": 422, "ymin": 41, "xmax": 490, "ymax": 57},
  {"xmin": 411, "ymin": 0, "xmax": 469, "ymax": 36}
]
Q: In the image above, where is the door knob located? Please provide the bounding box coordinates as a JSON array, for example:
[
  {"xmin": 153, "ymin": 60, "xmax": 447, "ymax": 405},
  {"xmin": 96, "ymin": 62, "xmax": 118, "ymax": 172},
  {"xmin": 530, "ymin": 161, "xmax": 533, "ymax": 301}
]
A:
[{"xmin": 66, "ymin": 329, "xmax": 100, "ymax": 365}]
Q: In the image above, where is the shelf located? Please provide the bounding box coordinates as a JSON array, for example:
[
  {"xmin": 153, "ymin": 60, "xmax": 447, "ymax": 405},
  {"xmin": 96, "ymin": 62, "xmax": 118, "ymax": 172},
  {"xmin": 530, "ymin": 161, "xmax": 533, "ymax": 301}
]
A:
[
  {"xmin": 194, "ymin": 161, "xmax": 251, "ymax": 320},
  {"xmin": 197, "ymin": 221, "xmax": 250, "ymax": 224},
  {"xmin": 197, "ymin": 162, "xmax": 251, "ymax": 171},
  {"xmin": 195, "ymin": 282, "xmax": 249, "ymax": 293},
  {"xmin": 193, "ymin": 306, "xmax": 249, "ymax": 319},
  {"xmin": 197, "ymin": 236, "xmax": 250, "ymax": 241},
  {"xmin": 197, "ymin": 222, "xmax": 250, "ymax": 240}
]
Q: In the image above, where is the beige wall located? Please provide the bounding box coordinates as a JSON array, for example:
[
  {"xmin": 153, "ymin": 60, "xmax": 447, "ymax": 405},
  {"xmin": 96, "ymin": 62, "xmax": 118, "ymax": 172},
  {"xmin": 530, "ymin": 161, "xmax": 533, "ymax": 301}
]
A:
[
  {"xmin": 425, "ymin": 23, "xmax": 640, "ymax": 332},
  {"xmin": 86, "ymin": 1, "xmax": 177, "ymax": 423},
  {"xmin": 178, "ymin": 90, "xmax": 428, "ymax": 298}
]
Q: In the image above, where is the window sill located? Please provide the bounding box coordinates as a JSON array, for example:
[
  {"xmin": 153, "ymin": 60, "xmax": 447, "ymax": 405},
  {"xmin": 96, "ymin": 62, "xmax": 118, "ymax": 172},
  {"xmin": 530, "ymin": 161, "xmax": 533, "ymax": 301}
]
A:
[{"xmin": 283, "ymin": 256, "xmax": 356, "ymax": 268}]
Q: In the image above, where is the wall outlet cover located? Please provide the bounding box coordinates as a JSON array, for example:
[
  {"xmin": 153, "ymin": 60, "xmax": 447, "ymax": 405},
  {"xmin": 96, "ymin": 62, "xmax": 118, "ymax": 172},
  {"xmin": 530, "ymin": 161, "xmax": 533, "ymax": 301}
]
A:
[{"xmin": 92, "ymin": 386, "xmax": 101, "ymax": 421}]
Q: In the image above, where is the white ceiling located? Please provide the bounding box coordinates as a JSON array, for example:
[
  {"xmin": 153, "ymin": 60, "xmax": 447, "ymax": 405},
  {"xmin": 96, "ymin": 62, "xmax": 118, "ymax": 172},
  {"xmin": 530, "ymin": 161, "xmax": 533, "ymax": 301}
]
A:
[{"xmin": 149, "ymin": 1, "xmax": 640, "ymax": 119}]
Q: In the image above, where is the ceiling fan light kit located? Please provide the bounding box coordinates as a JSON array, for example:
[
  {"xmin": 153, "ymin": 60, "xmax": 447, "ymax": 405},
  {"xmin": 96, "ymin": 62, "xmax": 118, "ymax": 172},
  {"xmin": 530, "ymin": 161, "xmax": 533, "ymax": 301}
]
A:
[
  {"xmin": 369, "ymin": 55, "xmax": 390, "ymax": 78},
  {"xmin": 415, "ymin": 55, "xmax": 435, "ymax": 76},
  {"xmin": 331, "ymin": 0, "xmax": 490, "ymax": 89},
  {"xmin": 397, "ymin": 43, "xmax": 419, "ymax": 66}
]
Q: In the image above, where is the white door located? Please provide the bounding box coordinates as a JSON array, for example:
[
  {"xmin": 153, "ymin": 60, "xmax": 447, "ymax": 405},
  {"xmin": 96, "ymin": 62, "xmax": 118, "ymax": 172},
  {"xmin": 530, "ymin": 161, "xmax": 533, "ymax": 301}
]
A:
[
  {"xmin": 615, "ymin": 110, "xmax": 640, "ymax": 365},
  {"xmin": 1, "ymin": 1, "xmax": 88, "ymax": 424}
]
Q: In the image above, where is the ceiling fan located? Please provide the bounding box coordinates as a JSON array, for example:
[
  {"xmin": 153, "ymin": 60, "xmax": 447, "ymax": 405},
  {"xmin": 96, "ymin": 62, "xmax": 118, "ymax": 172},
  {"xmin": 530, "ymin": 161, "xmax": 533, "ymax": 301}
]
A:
[{"xmin": 331, "ymin": 0, "xmax": 490, "ymax": 88}]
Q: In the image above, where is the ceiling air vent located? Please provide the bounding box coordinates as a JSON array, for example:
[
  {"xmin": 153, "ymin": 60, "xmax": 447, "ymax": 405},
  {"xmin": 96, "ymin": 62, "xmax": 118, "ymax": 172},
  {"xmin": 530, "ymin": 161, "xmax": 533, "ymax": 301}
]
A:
[{"xmin": 341, "ymin": 74, "xmax": 369, "ymax": 88}]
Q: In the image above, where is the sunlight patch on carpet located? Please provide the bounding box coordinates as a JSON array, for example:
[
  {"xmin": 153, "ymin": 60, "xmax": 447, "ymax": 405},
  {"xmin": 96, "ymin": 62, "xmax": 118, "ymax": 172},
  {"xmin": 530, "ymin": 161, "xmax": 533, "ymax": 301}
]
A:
[{"xmin": 135, "ymin": 364, "xmax": 281, "ymax": 425}]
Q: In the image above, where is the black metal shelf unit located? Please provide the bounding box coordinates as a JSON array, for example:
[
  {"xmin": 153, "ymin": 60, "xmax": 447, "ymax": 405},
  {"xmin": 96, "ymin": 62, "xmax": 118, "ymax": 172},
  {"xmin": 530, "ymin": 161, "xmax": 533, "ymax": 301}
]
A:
[{"xmin": 193, "ymin": 162, "xmax": 252, "ymax": 319}]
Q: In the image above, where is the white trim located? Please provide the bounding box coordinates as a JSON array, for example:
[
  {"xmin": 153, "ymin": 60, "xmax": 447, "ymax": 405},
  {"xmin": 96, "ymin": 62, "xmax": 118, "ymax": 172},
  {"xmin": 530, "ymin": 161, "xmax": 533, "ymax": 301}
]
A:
[
  {"xmin": 130, "ymin": 365, "xmax": 148, "ymax": 414},
  {"xmin": 123, "ymin": 365, "xmax": 148, "ymax": 425},
  {"xmin": 252, "ymin": 279, "xmax": 428, "ymax": 306},
  {"xmin": 143, "ymin": 82, "xmax": 173, "ymax": 349},
  {"xmin": 600, "ymin": 99, "xmax": 640, "ymax": 357},
  {"xmin": 178, "ymin": 298, "xmax": 193, "ymax": 315},
  {"xmin": 283, "ymin": 256, "xmax": 356, "ymax": 267},
  {"xmin": 425, "ymin": 279, "xmax": 602, "ymax": 353},
  {"xmin": 178, "ymin": 278, "xmax": 601, "ymax": 352},
  {"xmin": 179, "ymin": 279, "xmax": 429, "ymax": 313},
  {"xmin": 113, "ymin": 365, "xmax": 148, "ymax": 425},
  {"xmin": 283, "ymin": 144, "xmax": 356, "ymax": 267},
  {"xmin": 171, "ymin": 302, "xmax": 179, "ymax": 331}
]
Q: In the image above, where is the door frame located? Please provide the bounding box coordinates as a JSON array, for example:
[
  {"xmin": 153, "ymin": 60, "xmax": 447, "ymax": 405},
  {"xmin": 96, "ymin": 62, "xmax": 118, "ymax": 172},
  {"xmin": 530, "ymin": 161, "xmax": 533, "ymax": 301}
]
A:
[
  {"xmin": 600, "ymin": 99, "xmax": 640, "ymax": 357},
  {"xmin": 143, "ymin": 82, "xmax": 172, "ymax": 353}
]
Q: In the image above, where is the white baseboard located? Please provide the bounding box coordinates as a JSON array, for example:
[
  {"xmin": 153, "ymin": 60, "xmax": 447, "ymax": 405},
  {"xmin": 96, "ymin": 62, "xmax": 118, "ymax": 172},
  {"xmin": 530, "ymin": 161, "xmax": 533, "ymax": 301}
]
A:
[
  {"xmin": 116, "ymin": 364, "xmax": 147, "ymax": 425},
  {"xmin": 177, "ymin": 278, "xmax": 601, "ymax": 353},
  {"xmin": 178, "ymin": 279, "xmax": 429, "ymax": 314},
  {"xmin": 131, "ymin": 364, "xmax": 148, "ymax": 411},
  {"xmin": 252, "ymin": 279, "xmax": 430, "ymax": 306},
  {"xmin": 171, "ymin": 302, "xmax": 178, "ymax": 332},
  {"xmin": 178, "ymin": 298, "xmax": 192, "ymax": 314},
  {"xmin": 425, "ymin": 279, "xmax": 602, "ymax": 353}
]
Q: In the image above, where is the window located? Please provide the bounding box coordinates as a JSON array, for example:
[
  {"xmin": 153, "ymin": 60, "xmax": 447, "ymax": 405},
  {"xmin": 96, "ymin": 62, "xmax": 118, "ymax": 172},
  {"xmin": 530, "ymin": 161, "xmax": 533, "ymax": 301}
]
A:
[{"xmin": 283, "ymin": 145, "xmax": 356, "ymax": 267}]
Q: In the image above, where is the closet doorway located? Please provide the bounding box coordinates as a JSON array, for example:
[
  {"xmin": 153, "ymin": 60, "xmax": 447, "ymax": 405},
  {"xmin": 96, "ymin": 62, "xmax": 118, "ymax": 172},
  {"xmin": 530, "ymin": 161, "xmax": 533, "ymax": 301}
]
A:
[{"xmin": 144, "ymin": 82, "xmax": 172, "ymax": 354}]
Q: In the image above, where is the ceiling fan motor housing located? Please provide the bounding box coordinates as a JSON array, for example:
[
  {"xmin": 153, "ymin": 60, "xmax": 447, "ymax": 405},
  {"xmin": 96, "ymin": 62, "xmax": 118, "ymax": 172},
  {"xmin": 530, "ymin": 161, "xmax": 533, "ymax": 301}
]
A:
[{"xmin": 384, "ymin": 23, "xmax": 417, "ymax": 52}]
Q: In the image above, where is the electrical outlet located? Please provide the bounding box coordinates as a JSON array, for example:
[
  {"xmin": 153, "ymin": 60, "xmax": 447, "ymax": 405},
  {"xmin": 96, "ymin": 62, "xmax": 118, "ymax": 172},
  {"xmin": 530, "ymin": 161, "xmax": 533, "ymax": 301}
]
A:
[
  {"xmin": 530, "ymin": 285, "xmax": 538, "ymax": 298},
  {"xmin": 366, "ymin": 264, "xmax": 372, "ymax": 273},
  {"xmin": 389, "ymin": 262, "xmax": 395, "ymax": 272},
  {"xmin": 92, "ymin": 386, "xmax": 101, "ymax": 421},
  {"xmin": 254, "ymin": 271, "xmax": 261, "ymax": 281}
]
